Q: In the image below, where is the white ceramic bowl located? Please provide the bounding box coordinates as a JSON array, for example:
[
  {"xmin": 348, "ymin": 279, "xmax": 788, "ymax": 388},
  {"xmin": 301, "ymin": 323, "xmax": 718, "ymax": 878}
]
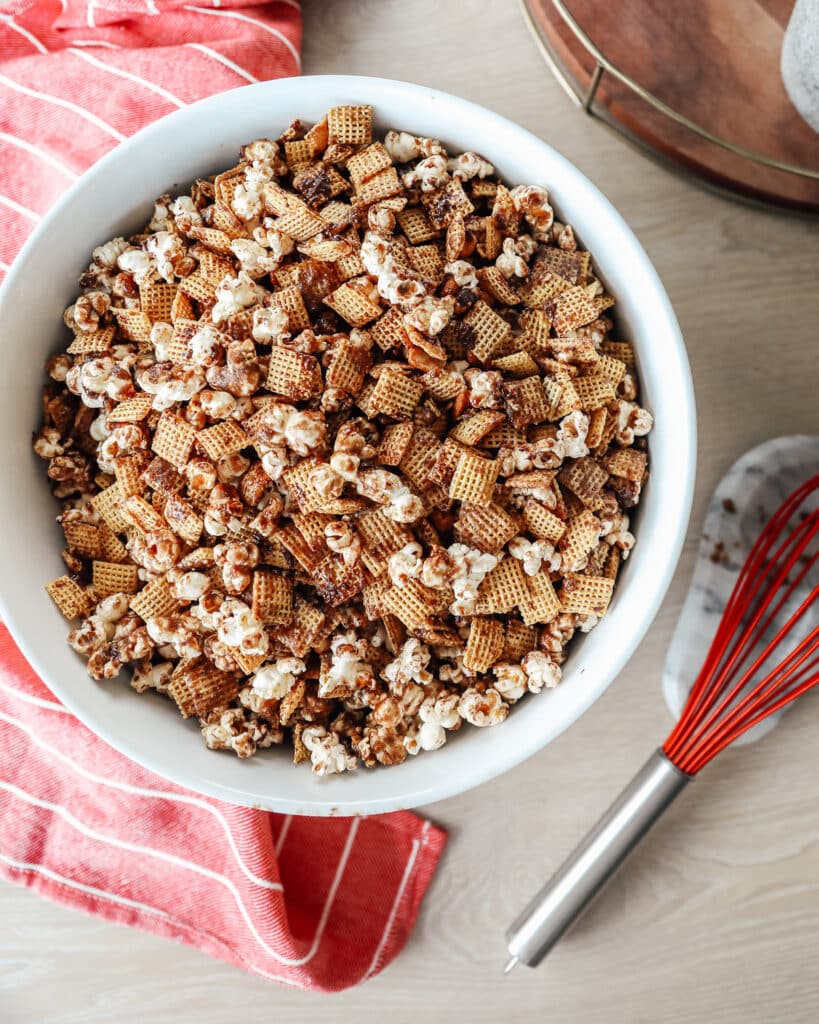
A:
[{"xmin": 0, "ymin": 76, "xmax": 695, "ymax": 815}]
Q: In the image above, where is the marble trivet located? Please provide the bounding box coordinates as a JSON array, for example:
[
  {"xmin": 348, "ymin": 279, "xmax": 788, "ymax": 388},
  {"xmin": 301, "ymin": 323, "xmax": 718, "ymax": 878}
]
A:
[
  {"xmin": 782, "ymin": 0, "xmax": 819, "ymax": 134},
  {"xmin": 663, "ymin": 435, "xmax": 819, "ymax": 745}
]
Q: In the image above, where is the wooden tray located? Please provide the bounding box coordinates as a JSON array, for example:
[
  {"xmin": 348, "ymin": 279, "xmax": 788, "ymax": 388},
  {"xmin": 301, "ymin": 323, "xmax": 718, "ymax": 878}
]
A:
[{"xmin": 522, "ymin": 0, "xmax": 819, "ymax": 212}]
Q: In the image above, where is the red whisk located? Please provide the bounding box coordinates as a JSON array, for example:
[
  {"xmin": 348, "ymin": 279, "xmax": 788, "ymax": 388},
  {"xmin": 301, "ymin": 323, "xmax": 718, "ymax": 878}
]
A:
[{"xmin": 505, "ymin": 475, "xmax": 819, "ymax": 972}]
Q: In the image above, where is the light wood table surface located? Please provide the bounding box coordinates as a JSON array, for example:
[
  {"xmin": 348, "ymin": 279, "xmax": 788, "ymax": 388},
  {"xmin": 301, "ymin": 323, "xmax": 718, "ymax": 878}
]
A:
[{"xmin": 3, "ymin": 2, "xmax": 819, "ymax": 1021}]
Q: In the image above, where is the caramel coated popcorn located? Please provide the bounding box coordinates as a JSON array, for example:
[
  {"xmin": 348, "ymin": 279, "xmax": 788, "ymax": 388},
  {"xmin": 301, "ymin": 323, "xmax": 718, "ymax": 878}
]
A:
[{"xmin": 37, "ymin": 105, "xmax": 652, "ymax": 774}]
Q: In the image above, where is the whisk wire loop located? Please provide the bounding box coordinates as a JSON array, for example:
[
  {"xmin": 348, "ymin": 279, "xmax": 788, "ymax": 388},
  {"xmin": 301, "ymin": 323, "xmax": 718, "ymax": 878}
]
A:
[
  {"xmin": 664, "ymin": 499, "xmax": 804, "ymax": 743},
  {"xmin": 686, "ymin": 608, "xmax": 819, "ymax": 772},
  {"xmin": 674, "ymin": 543, "xmax": 819, "ymax": 764},
  {"xmin": 664, "ymin": 476, "xmax": 819, "ymax": 775}
]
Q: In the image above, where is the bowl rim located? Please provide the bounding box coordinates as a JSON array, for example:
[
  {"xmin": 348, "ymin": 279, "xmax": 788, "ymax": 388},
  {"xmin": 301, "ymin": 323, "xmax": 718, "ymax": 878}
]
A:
[{"xmin": 0, "ymin": 74, "xmax": 696, "ymax": 814}]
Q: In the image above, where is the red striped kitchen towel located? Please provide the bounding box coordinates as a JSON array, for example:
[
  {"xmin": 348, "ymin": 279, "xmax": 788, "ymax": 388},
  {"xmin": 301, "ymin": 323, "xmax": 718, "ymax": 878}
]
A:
[
  {"xmin": 0, "ymin": 0, "xmax": 301, "ymax": 274},
  {"xmin": 0, "ymin": 2, "xmax": 447, "ymax": 991}
]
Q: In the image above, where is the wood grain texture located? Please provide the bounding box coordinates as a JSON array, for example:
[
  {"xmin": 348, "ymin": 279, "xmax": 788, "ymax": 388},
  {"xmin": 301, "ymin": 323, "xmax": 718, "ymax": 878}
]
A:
[
  {"xmin": 2, "ymin": 1, "xmax": 819, "ymax": 1020},
  {"xmin": 526, "ymin": 0, "xmax": 819, "ymax": 209}
]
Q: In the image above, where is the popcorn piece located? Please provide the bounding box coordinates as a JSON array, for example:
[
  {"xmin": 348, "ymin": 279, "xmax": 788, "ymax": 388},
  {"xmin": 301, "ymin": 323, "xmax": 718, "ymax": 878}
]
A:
[
  {"xmin": 604, "ymin": 513, "xmax": 635, "ymax": 560},
  {"xmin": 492, "ymin": 662, "xmax": 528, "ymax": 703},
  {"xmin": 522, "ymin": 650, "xmax": 562, "ymax": 692},
  {"xmin": 324, "ymin": 521, "xmax": 362, "ymax": 566},
  {"xmin": 448, "ymin": 151, "xmax": 494, "ymax": 181},
  {"xmin": 557, "ymin": 410, "xmax": 590, "ymax": 459},
  {"xmin": 383, "ymin": 638, "xmax": 432, "ymax": 693},
  {"xmin": 458, "ymin": 687, "xmax": 508, "ymax": 727},
  {"xmin": 301, "ymin": 725, "xmax": 357, "ymax": 775},
  {"xmin": 200, "ymin": 706, "xmax": 274, "ymax": 758},
  {"xmin": 404, "ymin": 294, "xmax": 453, "ymax": 336},
  {"xmin": 211, "ymin": 272, "xmax": 265, "ymax": 324},
  {"xmin": 216, "ymin": 597, "xmax": 269, "ymax": 658},
  {"xmin": 251, "ymin": 657, "xmax": 305, "ymax": 700},
  {"xmin": 509, "ymin": 534, "xmax": 562, "ymax": 576},
  {"xmin": 387, "ymin": 541, "xmax": 424, "ymax": 587},
  {"xmin": 252, "ymin": 305, "xmax": 290, "ymax": 345},
  {"xmin": 131, "ymin": 660, "xmax": 174, "ymax": 696},
  {"xmin": 496, "ymin": 237, "xmax": 529, "ymax": 279},
  {"xmin": 410, "ymin": 691, "xmax": 460, "ymax": 752},
  {"xmin": 318, "ymin": 630, "xmax": 374, "ymax": 697},
  {"xmin": 385, "ymin": 130, "xmax": 428, "ymax": 163},
  {"xmin": 614, "ymin": 400, "xmax": 654, "ymax": 446},
  {"xmin": 403, "ymin": 154, "xmax": 449, "ymax": 193},
  {"xmin": 508, "ymin": 185, "xmax": 553, "ymax": 239},
  {"xmin": 445, "ymin": 259, "xmax": 478, "ymax": 289},
  {"xmin": 448, "ymin": 543, "xmax": 500, "ymax": 617},
  {"xmin": 169, "ymin": 570, "xmax": 210, "ymax": 602}
]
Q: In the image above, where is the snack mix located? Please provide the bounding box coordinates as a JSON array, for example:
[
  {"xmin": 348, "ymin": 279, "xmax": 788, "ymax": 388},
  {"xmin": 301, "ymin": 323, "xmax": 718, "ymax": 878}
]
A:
[{"xmin": 36, "ymin": 105, "xmax": 652, "ymax": 775}]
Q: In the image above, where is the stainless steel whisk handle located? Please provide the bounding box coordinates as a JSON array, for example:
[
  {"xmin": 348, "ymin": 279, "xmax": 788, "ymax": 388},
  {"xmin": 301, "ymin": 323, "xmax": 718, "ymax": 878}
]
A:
[{"xmin": 505, "ymin": 749, "xmax": 692, "ymax": 970}]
